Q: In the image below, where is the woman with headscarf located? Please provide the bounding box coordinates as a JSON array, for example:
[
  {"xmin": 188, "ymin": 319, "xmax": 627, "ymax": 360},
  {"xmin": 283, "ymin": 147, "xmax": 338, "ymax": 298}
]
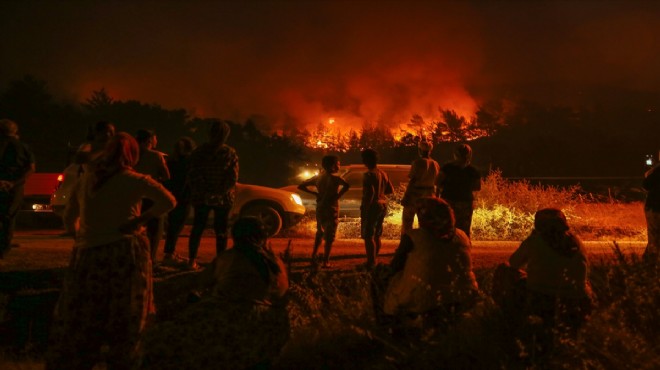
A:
[
  {"xmin": 381, "ymin": 197, "xmax": 479, "ymax": 328},
  {"xmin": 46, "ymin": 132, "xmax": 176, "ymax": 370},
  {"xmin": 508, "ymin": 208, "xmax": 593, "ymax": 331},
  {"xmin": 140, "ymin": 217, "xmax": 289, "ymax": 370}
]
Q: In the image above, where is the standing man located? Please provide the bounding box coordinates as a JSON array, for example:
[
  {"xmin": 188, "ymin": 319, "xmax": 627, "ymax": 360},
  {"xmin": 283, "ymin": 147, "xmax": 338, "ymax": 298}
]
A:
[
  {"xmin": 298, "ymin": 155, "xmax": 350, "ymax": 268},
  {"xmin": 360, "ymin": 148, "xmax": 394, "ymax": 269},
  {"xmin": 400, "ymin": 140, "xmax": 440, "ymax": 236},
  {"xmin": 436, "ymin": 144, "xmax": 481, "ymax": 238},
  {"xmin": 133, "ymin": 129, "xmax": 170, "ymax": 260},
  {"xmin": 187, "ymin": 120, "xmax": 239, "ymax": 270},
  {"xmin": 0, "ymin": 119, "xmax": 35, "ymax": 258}
]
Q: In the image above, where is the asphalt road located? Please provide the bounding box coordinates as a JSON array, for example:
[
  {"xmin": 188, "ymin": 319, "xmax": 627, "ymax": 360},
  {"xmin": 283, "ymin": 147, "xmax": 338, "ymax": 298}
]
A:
[{"xmin": 1, "ymin": 229, "xmax": 646, "ymax": 273}]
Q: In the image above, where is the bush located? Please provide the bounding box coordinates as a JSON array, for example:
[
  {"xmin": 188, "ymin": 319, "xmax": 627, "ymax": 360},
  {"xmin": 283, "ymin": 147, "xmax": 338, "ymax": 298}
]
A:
[{"xmin": 286, "ymin": 171, "xmax": 647, "ymax": 241}]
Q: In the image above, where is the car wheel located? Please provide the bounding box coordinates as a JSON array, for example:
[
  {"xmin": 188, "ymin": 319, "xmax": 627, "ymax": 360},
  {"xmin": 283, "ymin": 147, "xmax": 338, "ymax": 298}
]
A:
[{"xmin": 241, "ymin": 205, "xmax": 283, "ymax": 236}]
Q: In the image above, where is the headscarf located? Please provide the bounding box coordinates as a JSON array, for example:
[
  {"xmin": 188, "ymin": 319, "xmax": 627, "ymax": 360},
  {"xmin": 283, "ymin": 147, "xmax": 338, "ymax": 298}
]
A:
[
  {"xmin": 533, "ymin": 208, "xmax": 580, "ymax": 256},
  {"xmin": 416, "ymin": 197, "xmax": 456, "ymax": 240},
  {"xmin": 93, "ymin": 132, "xmax": 139, "ymax": 191},
  {"xmin": 232, "ymin": 217, "xmax": 281, "ymax": 284}
]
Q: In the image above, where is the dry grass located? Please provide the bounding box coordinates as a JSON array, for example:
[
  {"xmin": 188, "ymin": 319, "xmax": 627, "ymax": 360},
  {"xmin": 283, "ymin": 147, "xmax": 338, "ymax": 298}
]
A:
[{"xmin": 287, "ymin": 171, "xmax": 647, "ymax": 241}]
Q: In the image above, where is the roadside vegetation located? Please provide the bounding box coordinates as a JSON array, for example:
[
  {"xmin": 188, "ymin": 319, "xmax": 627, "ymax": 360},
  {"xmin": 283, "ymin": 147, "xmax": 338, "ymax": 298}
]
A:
[
  {"xmin": 287, "ymin": 171, "xmax": 647, "ymax": 242},
  {"xmin": 273, "ymin": 245, "xmax": 659, "ymax": 369}
]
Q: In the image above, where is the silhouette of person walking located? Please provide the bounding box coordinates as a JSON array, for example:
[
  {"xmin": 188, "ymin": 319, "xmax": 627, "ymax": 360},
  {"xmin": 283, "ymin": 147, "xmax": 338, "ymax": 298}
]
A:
[
  {"xmin": 401, "ymin": 140, "xmax": 440, "ymax": 236},
  {"xmin": 187, "ymin": 120, "xmax": 238, "ymax": 270},
  {"xmin": 298, "ymin": 155, "xmax": 350, "ymax": 268},
  {"xmin": 436, "ymin": 144, "xmax": 481, "ymax": 237}
]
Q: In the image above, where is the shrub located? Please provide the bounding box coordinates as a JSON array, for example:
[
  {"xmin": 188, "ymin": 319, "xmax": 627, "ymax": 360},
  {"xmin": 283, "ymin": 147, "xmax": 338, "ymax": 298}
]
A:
[{"xmin": 286, "ymin": 170, "xmax": 647, "ymax": 241}]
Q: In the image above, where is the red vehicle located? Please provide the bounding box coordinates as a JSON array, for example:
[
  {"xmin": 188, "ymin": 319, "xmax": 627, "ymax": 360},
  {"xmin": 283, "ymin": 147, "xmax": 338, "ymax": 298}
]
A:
[{"xmin": 21, "ymin": 173, "xmax": 61, "ymax": 212}]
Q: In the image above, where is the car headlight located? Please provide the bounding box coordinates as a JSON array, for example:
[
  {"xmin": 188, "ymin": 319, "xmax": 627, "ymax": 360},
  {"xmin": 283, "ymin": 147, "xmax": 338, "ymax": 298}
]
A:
[{"xmin": 291, "ymin": 193, "xmax": 303, "ymax": 206}]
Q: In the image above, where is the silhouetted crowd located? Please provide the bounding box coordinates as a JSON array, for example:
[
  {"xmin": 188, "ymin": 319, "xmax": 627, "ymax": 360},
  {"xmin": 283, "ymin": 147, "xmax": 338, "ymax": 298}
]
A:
[{"xmin": 1, "ymin": 118, "xmax": 658, "ymax": 369}]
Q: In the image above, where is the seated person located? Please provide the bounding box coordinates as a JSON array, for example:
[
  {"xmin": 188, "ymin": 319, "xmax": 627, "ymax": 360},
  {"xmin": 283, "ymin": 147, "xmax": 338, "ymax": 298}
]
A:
[
  {"xmin": 507, "ymin": 208, "xmax": 594, "ymax": 332},
  {"xmin": 141, "ymin": 217, "xmax": 289, "ymax": 370},
  {"xmin": 379, "ymin": 197, "xmax": 480, "ymax": 329}
]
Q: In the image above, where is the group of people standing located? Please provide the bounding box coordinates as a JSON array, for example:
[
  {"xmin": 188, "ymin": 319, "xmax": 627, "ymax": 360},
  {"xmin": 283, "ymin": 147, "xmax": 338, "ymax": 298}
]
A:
[
  {"xmin": 36, "ymin": 120, "xmax": 287, "ymax": 369},
  {"xmin": 63, "ymin": 120, "xmax": 238, "ymax": 270},
  {"xmin": 299, "ymin": 140, "xmax": 598, "ymax": 344}
]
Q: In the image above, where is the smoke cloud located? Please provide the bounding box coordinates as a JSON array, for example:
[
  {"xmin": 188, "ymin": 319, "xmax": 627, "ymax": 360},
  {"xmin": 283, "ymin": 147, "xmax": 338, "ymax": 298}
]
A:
[{"xmin": 2, "ymin": 1, "xmax": 659, "ymax": 132}]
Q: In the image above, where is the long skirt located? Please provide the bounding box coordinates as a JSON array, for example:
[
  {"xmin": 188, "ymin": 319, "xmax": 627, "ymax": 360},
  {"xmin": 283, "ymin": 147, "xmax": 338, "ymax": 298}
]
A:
[{"xmin": 46, "ymin": 235, "xmax": 153, "ymax": 370}]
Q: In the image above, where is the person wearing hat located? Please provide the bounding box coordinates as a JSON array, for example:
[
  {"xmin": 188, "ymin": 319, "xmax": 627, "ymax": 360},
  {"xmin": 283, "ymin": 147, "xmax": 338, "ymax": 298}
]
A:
[
  {"xmin": 382, "ymin": 197, "xmax": 480, "ymax": 328},
  {"xmin": 508, "ymin": 208, "xmax": 593, "ymax": 332},
  {"xmin": 436, "ymin": 143, "xmax": 481, "ymax": 238},
  {"xmin": 400, "ymin": 140, "xmax": 440, "ymax": 236}
]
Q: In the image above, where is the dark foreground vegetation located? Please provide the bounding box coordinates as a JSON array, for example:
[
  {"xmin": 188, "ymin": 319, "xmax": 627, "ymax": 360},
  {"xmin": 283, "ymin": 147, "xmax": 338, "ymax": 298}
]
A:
[{"xmin": 1, "ymin": 245, "xmax": 658, "ymax": 369}]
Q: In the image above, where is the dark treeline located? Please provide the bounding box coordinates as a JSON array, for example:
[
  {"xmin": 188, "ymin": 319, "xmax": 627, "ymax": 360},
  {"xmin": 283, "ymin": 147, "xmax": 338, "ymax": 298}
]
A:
[{"xmin": 0, "ymin": 75, "xmax": 657, "ymax": 188}]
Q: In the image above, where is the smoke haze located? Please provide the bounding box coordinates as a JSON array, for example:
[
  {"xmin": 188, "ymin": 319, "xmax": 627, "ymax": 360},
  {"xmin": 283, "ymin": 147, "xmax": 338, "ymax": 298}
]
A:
[{"xmin": 2, "ymin": 1, "xmax": 659, "ymax": 131}]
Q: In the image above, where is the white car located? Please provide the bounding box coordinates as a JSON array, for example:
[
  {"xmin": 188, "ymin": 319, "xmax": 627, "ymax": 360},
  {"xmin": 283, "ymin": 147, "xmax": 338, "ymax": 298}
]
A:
[
  {"xmin": 282, "ymin": 164, "xmax": 411, "ymax": 217},
  {"xmin": 50, "ymin": 164, "xmax": 306, "ymax": 236}
]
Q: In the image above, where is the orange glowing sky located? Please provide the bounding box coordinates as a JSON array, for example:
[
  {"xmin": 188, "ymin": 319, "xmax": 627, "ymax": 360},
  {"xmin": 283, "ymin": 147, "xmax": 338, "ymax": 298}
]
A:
[{"xmin": 2, "ymin": 1, "xmax": 660, "ymax": 132}]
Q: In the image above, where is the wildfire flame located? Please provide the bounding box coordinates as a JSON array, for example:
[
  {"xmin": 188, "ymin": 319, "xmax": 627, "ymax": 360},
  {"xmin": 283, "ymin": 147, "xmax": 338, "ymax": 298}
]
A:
[{"xmin": 303, "ymin": 113, "xmax": 490, "ymax": 151}]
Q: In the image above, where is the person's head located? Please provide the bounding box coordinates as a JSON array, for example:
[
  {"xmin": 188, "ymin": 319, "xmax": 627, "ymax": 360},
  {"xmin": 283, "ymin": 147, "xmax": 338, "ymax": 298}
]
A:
[
  {"xmin": 532, "ymin": 208, "xmax": 580, "ymax": 256},
  {"xmin": 209, "ymin": 120, "xmax": 231, "ymax": 145},
  {"xmin": 416, "ymin": 197, "xmax": 455, "ymax": 239},
  {"xmin": 534, "ymin": 208, "xmax": 569, "ymax": 236},
  {"xmin": 90, "ymin": 121, "xmax": 115, "ymax": 143},
  {"xmin": 321, "ymin": 155, "xmax": 340, "ymax": 173},
  {"xmin": 231, "ymin": 217, "xmax": 268, "ymax": 249},
  {"xmin": 418, "ymin": 140, "xmax": 433, "ymax": 158},
  {"xmin": 0, "ymin": 119, "xmax": 18, "ymax": 138},
  {"xmin": 453, "ymin": 143, "xmax": 472, "ymax": 164},
  {"xmin": 135, "ymin": 129, "xmax": 157, "ymax": 149},
  {"xmin": 361, "ymin": 148, "xmax": 378, "ymax": 169},
  {"xmin": 93, "ymin": 132, "xmax": 139, "ymax": 190},
  {"xmin": 101, "ymin": 132, "xmax": 140, "ymax": 170},
  {"xmin": 173, "ymin": 136, "xmax": 196, "ymax": 159}
]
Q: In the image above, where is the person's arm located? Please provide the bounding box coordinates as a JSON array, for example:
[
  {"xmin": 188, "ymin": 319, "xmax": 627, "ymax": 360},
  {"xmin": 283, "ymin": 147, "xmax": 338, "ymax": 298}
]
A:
[
  {"xmin": 157, "ymin": 153, "xmax": 171, "ymax": 182},
  {"xmin": 471, "ymin": 169, "xmax": 481, "ymax": 192},
  {"xmin": 643, "ymin": 165, "xmax": 660, "ymax": 191},
  {"xmin": 384, "ymin": 174, "xmax": 394, "ymax": 196},
  {"xmin": 508, "ymin": 239, "xmax": 531, "ymax": 269},
  {"xmin": 435, "ymin": 169, "xmax": 446, "ymax": 197},
  {"xmin": 119, "ymin": 176, "xmax": 176, "ymax": 233},
  {"xmin": 361, "ymin": 172, "xmax": 375, "ymax": 210},
  {"xmin": 63, "ymin": 178, "xmax": 82, "ymax": 234},
  {"xmin": 297, "ymin": 176, "xmax": 319, "ymax": 197},
  {"xmin": 407, "ymin": 161, "xmax": 418, "ymax": 189},
  {"xmin": 390, "ymin": 234, "xmax": 414, "ymax": 273},
  {"xmin": 73, "ymin": 143, "xmax": 92, "ymax": 165},
  {"xmin": 337, "ymin": 176, "xmax": 350, "ymax": 198},
  {"xmin": 225, "ymin": 149, "xmax": 239, "ymax": 189}
]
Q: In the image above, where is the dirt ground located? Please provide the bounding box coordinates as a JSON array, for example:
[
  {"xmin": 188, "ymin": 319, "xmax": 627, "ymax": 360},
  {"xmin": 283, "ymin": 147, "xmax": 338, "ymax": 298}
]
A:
[{"xmin": 1, "ymin": 229, "xmax": 646, "ymax": 273}]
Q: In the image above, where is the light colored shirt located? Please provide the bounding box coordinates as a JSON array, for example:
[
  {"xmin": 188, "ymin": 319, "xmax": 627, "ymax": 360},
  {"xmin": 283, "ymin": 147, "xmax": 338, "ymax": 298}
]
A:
[
  {"xmin": 384, "ymin": 228, "xmax": 479, "ymax": 315},
  {"xmin": 65, "ymin": 169, "xmax": 176, "ymax": 249}
]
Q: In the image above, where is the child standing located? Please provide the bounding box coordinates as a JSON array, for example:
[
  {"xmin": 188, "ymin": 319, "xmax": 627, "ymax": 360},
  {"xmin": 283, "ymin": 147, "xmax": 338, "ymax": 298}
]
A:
[
  {"xmin": 360, "ymin": 149, "xmax": 394, "ymax": 269},
  {"xmin": 298, "ymin": 155, "xmax": 350, "ymax": 268}
]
